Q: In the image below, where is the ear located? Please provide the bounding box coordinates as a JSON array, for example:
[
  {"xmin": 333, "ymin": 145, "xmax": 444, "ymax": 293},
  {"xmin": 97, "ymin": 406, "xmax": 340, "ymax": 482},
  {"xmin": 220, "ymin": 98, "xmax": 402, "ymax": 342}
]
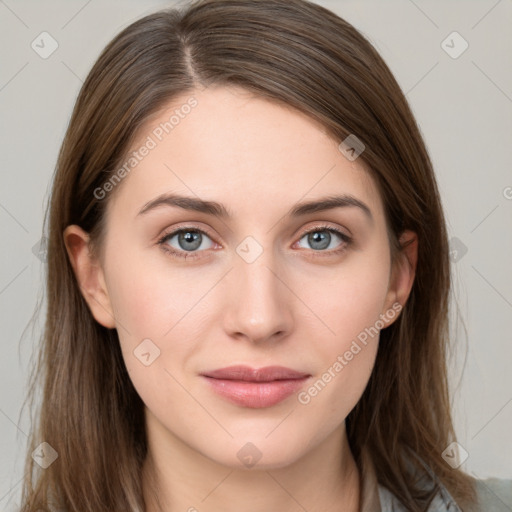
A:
[
  {"xmin": 63, "ymin": 225, "xmax": 116, "ymax": 329},
  {"xmin": 381, "ymin": 229, "xmax": 418, "ymax": 328}
]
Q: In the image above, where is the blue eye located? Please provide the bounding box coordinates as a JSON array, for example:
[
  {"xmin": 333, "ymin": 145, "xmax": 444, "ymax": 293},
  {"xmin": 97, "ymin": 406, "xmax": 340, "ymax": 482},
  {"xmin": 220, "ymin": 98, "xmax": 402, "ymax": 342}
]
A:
[
  {"xmin": 158, "ymin": 228, "xmax": 215, "ymax": 259},
  {"xmin": 157, "ymin": 224, "xmax": 352, "ymax": 261},
  {"xmin": 296, "ymin": 226, "xmax": 351, "ymax": 252}
]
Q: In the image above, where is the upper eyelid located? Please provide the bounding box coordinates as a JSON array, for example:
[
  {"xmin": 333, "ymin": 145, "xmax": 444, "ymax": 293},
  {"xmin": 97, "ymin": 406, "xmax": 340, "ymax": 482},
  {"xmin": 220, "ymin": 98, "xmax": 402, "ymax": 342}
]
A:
[
  {"xmin": 300, "ymin": 224, "xmax": 349, "ymax": 237},
  {"xmin": 158, "ymin": 224, "xmax": 217, "ymax": 244}
]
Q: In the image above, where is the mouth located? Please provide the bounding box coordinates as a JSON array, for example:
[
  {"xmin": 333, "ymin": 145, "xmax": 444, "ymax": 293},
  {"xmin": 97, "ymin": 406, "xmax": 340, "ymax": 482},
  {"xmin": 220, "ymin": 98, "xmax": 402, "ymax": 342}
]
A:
[{"xmin": 200, "ymin": 365, "xmax": 311, "ymax": 408}]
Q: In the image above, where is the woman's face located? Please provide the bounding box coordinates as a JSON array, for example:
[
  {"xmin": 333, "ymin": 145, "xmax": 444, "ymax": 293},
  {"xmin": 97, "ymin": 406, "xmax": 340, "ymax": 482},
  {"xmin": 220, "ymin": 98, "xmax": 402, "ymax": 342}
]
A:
[{"xmin": 66, "ymin": 85, "xmax": 415, "ymax": 469}]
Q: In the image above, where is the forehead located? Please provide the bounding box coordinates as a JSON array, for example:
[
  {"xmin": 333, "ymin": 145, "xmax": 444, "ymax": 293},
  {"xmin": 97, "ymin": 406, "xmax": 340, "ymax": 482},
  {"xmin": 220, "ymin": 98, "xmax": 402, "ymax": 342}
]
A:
[{"xmin": 106, "ymin": 85, "xmax": 383, "ymax": 224}]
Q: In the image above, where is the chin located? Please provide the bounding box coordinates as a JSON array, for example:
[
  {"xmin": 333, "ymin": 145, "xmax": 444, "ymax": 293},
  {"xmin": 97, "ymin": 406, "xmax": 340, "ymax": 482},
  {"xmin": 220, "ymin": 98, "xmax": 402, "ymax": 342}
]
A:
[{"xmin": 200, "ymin": 432, "xmax": 309, "ymax": 471}]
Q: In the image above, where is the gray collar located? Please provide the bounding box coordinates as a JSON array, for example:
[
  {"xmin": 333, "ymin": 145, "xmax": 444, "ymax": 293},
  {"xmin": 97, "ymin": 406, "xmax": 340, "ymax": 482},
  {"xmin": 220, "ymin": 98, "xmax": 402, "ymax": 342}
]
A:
[
  {"xmin": 359, "ymin": 446, "xmax": 463, "ymax": 511},
  {"xmin": 378, "ymin": 481, "xmax": 462, "ymax": 511}
]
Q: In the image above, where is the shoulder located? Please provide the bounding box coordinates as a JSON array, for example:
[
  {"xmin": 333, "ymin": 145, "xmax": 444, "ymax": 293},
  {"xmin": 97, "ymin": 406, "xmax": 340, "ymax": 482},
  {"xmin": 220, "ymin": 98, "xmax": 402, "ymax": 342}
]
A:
[
  {"xmin": 471, "ymin": 477, "xmax": 512, "ymax": 511},
  {"xmin": 378, "ymin": 476, "xmax": 512, "ymax": 511}
]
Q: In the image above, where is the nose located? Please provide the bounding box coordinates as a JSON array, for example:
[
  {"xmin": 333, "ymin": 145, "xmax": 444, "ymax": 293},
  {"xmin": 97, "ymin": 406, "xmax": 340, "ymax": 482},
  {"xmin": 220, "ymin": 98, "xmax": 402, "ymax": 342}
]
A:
[{"xmin": 222, "ymin": 250, "xmax": 294, "ymax": 345}]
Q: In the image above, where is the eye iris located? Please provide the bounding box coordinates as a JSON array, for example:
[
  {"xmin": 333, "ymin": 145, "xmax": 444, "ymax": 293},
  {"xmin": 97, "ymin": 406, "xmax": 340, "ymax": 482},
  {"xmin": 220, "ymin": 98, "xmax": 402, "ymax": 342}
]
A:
[
  {"xmin": 178, "ymin": 231, "xmax": 202, "ymax": 251},
  {"xmin": 308, "ymin": 231, "xmax": 330, "ymax": 250}
]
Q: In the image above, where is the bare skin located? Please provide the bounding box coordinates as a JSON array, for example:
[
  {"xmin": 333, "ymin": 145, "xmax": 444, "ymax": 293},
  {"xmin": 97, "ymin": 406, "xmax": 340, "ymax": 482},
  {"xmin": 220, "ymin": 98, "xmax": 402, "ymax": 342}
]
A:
[{"xmin": 64, "ymin": 85, "xmax": 417, "ymax": 512}]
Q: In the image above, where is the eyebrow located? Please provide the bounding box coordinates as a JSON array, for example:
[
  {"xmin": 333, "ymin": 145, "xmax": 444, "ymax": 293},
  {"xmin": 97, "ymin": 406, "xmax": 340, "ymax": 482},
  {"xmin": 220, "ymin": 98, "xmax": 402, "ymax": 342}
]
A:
[{"xmin": 137, "ymin": 193, "xmax": 373, "ymax": 221}]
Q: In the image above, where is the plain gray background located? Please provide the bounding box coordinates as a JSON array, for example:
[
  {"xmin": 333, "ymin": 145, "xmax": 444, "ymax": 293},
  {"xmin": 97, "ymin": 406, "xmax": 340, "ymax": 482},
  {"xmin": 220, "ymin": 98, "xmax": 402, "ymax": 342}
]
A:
[{"xmin": 1, "ymin": 0, "xmax": 511, "ymax": 509}]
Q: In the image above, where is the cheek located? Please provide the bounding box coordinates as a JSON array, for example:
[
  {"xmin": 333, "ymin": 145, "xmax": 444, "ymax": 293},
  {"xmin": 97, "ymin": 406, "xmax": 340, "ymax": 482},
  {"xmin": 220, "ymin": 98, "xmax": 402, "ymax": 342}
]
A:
[
  {"xmin": 298, "ymin": 246, "xmax": 391, "ymax": 355},
  {"xmin": 104, "ymin": 234, "xmax": 201, "ymax": 339},
  {"xmin": 103, "ymin": 243, "xmax": 216, "ymax": 382},
  {"xmin": 293, "ymin": 246, "xmax": 390, "ymax": 416},
  {"xmin": 103, "ymin": 254, "xmax": 202, "ymax": 422}
]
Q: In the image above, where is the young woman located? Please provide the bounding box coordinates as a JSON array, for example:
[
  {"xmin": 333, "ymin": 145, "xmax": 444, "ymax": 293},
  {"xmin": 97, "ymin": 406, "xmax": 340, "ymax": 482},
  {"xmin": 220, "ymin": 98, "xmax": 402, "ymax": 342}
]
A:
[{"xmin": 19, "ymin": 0, "xmax": 511, "ymax": 510}]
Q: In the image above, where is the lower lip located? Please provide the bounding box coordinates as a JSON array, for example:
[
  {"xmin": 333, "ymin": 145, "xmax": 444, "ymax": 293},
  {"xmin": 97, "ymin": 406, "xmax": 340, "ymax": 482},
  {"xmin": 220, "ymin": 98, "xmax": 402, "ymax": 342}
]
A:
[{"xmin": 202, "ymin": 376, "xmax": 309, "ymax": 408}]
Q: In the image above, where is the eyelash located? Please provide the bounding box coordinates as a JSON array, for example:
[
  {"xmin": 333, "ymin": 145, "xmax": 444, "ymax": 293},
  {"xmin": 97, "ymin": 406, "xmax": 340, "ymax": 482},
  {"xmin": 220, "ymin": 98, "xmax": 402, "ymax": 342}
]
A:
[{"xmin": 157, "ymin": 224, "xmax": 352, "ymax": 261}]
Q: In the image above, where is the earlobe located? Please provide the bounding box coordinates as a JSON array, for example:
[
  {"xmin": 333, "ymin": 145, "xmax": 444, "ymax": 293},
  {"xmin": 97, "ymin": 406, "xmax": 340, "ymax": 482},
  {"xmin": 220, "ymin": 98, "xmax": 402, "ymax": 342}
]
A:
[
  {"xmin": 381, "ymin": 230, "xmax": 418, "ymax": 327},
  {"xmin": 63, "ymin": 225, "xmax": 116, "ymax": 329}
]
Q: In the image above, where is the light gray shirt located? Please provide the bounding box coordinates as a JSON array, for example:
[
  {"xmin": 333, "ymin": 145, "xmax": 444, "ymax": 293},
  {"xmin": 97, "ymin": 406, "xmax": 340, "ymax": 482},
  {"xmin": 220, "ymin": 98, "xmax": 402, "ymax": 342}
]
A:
[{"xmin": 358, "ymin": 447, "xmax": 512, "ymax": 511}]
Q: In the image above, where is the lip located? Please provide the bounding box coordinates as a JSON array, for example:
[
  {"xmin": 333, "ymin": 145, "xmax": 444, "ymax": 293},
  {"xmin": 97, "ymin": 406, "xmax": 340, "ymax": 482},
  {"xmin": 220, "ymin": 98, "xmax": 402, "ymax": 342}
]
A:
[{"xmin": 200, "ymin": 365, "xmax": 311, "ymax": 408}]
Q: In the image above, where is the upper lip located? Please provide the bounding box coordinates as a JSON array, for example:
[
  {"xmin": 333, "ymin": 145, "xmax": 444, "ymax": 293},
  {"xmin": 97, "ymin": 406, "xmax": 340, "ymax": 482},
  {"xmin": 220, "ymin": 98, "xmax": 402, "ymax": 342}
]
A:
[{"xmin": 201, "ymin": 365, "xmax": 310, "ymax": 382}]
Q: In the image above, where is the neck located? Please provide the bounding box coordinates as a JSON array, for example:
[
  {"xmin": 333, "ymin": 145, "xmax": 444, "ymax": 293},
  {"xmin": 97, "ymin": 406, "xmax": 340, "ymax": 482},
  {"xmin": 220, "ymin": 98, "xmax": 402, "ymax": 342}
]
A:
[{"xmin": 142, "ymin": 413, "xmax": 360, "ymax": 512}]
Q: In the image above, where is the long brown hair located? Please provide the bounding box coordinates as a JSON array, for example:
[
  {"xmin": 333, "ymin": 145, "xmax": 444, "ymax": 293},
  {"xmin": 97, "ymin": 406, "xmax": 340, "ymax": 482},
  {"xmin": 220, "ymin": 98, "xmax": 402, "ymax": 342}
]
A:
[{"xmin": 20, "ymin": 0, "xmax": 477, "ymax": 510}]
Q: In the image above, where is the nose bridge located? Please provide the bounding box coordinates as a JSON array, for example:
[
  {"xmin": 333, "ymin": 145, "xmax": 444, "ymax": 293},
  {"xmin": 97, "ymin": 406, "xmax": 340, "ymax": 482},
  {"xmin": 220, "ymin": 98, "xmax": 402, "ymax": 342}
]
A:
[{"xmin": 223, "ymin": 239, "xmax": 292, "ymax": 343}]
